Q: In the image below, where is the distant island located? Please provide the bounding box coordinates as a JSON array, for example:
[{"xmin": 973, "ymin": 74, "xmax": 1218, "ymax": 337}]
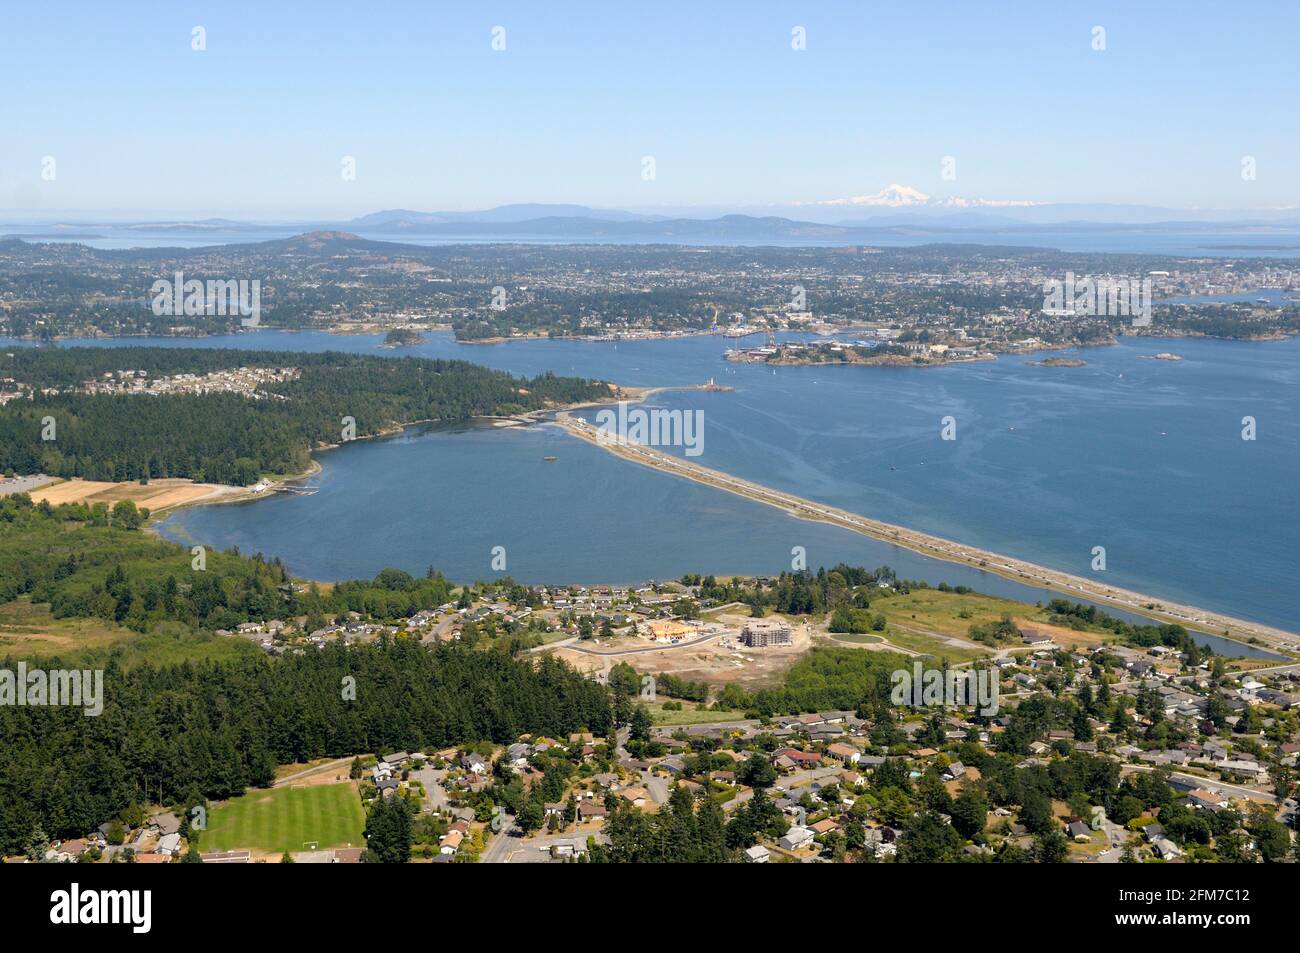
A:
[
  {"xmin": 1025, "ymin": 357, "xmax": 1087, "ymax": 367},
  {"xmin": 380, "ymin": 328, "xmax": 426, "ymax": 348},
  {"xmin": 726, "ymin": 340, "xmax": 993, "ymax": 368},
  {"xmin": 1142, "ymin": 352, "xmax": 1184, "ymax": 361}
]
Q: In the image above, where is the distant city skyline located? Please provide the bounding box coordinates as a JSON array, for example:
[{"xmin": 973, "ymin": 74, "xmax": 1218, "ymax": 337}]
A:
[{"xmin": 2, "ymin": 1, "xmax": 1297, "ymax": 217}]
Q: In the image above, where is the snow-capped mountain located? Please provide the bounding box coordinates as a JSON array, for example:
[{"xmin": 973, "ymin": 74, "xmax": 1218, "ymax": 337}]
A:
[{"xmin": 804, "ymin": 183, "xmax": 1041, "ymax": 208}]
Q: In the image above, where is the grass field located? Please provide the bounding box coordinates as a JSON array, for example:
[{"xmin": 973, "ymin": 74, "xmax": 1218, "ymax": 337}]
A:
[
  {"xmin": 648, "ymin": 702, "xmax": 747, "ymax": 726},
  {"xmin": 0, "ymin": 598, "xmax": 257, "ymax": 668},
  {"xmin": 201, "ymin": 782, "xmax": 366, "ymax": 855},
  {"xmin": 871, "ymin": 589, "xmax": 1112, "ymax": 652},
  {"xmin": 0, "ymin": 598, "xmax": 131, "ymax": 657}
]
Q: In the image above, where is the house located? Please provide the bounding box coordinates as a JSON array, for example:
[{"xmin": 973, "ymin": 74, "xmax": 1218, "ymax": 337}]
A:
[
  {"xmin": 1021, "ymin": 628, "xmax": 1054, "ymax": 646},
  {"xmin": 826, "ymin": 743, "xmax": 859, "ymax": 763},
  {"xmin": 772, "ymin": 747, "xmax": 822, "ymax": 768},
  {"xmin": 809, "ymin": 818, "xmax": 839, "ymax": 835},
  {"xmin": 578, "ymin": 801, "xmax": 607, "ymax": 821},
  {"xmin": 156, "ymin": 832, "xmax": 182, "ymax": 856},
  {"xmin": 943, "ymin": 761, "xmax": 966, "ymax": 781},
  {"xmin": 778, "ymin": 826, "xmax": 815, "ymax": 851},
  {"xmin": 551, "ymin": 839, "xmax": 587, "ymax": 859},
  {"xmin": 620, "ymin": 787, "xmax": 649, "ymax": 808},
  {"xmin": 1067, "ymin": 821, "xmax": 1092, "ymax": 841},
  {"xmin": 807, "ymin": 724, "xmax": 845, "ymax": 741},
  {"xmin": 461, "ymin": 753, "xmax": 488, "ymax": 775},
  {"xmin": 1151, "ymin": 837, "xmax": 1183, "ymax": 860},
  {"xmin": 744, "ymin": 845, "xmax": 771, "ymax": 863},
  {"xmin": 440, "ymin": 830, "xmax": 464, "ymax": 855},
  {"xmin": 147, "ymin": 812, "xmax": 182, "ymax": 836},
  {"xmin": 544, "ymin": 802, "xmax": 566, "ymax": 818},
  {"xmin": 52, "ymin": 839, "xmax": 90, "ymax": 862},
  {"xmin": 1186, "ymin": 789, "xmax": 1229, "ymax": 811}
]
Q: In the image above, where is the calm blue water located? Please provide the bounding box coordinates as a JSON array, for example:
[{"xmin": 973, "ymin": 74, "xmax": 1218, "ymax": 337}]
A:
[
  {"xmin": 4, "ymin": 329, "xmax": 1295, "ymax": 655},
  {"xmin": 6, "ymin": 226, "xmax": 1300, "ymax": 257},
  {"xmin": 1163, "ymin": 288, "xmax": 1299, "ymax": 306}
]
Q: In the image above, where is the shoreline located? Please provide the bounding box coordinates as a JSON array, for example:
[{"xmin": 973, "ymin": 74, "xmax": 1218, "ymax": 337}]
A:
[{"xmin": 551, "ymin": 412, "xmax": 1297, "ymax": 656}]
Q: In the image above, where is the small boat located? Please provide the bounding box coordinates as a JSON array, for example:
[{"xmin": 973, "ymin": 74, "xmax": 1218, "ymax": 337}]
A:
[{"xmin": 543, "ymin": 455, "xmax": 557, "ymax": 461}]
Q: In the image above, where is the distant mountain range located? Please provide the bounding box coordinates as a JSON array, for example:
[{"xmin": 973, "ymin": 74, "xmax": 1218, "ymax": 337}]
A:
[{"xmin": 9, "ymin": 187, "xmax": 1300, "ymax": 244}]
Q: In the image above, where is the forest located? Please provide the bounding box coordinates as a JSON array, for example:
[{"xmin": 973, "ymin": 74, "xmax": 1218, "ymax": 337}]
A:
[
  {"xmin": 0, "ymin": 494, "xmax": 454, "ymax": 635},
  {"xmin": 0, "ymin": 637, "xmax": 612, "ymax": 855},
  {"xmin": 0, "ymin": 347, "xmax": 613, "ymax": 485}
]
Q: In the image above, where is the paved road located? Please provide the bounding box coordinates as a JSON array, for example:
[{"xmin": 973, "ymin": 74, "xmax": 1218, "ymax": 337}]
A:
[
  {"xmin": 1120, "ymin": 764, "xmax": 1276, "ymax": 803},
  {"xmin": 411, "ymin": 767, "xmax": 449, "ymax": 812},
  {"xmin": 0, "ymin": 473, "xmax": 55, "ymax": 496},
  {"xmin": 560, "ymin": 632, "xmax": 721, "ymax": 657},
  {"xmin": 485, "ymin": 828, "xmax": 608, "ymax": 863},
  {"xmin": 723, "ymin": 766, "xmax": 841, "ymax": 812},
  {"xmin": 479, "ymin": 817, "xmax": 518, "ymax": 864}
]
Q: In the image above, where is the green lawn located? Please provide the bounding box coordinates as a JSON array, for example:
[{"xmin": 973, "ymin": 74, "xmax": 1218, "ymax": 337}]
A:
[{"xmin": 201, "ymin": 782, "xmax": 365, "ymax": 854}]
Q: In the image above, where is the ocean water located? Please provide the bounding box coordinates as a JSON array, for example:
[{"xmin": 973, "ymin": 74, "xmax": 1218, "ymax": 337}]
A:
[
  {"xmin": 5, "ymin": 329, "xmax": 1296, "ymax": 650},
  {"xmin": 6, "ymin": 226, "xmax": 1300, "ymax": 257}
]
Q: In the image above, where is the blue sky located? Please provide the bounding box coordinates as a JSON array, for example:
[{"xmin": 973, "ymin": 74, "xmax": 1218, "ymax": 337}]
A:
[{"xmin": 2, "ymin": 1, "xmax": 1297, "ymax": 217}]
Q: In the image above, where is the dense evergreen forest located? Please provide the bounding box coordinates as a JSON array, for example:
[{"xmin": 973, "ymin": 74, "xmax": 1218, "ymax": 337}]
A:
[
  {"xmin": 0, "ymin": 347, "xmax": 613, "ymax": 484},
  {"xmin": 0, "ymin": 641, "xmax": 612, "ymax": 854},
  {"xmin": 0, "ymin": 494, "xmax": 453, "ymax": 633}
]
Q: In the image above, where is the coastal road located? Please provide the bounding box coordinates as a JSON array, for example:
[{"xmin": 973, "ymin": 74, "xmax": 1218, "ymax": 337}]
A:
[{"xmin": 553, "ymin": 414, "xmax": 1298, "ymax": 653}]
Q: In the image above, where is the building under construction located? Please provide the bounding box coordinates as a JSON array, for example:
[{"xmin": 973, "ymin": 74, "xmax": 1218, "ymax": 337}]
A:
[{"xmin": 740, "ymin": 618, "xmax": 792, "ymax": 648}]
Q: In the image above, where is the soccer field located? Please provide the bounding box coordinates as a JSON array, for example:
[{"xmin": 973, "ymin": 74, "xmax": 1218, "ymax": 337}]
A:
[{"xmin": 202, "ymin": 782, "xmax": 366, "ymax": 855}]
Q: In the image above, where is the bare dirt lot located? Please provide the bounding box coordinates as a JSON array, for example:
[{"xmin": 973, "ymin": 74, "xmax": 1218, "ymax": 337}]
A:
[{"xmin": 549, "ymin": 611, "xmax": 813, "ymax": 691}]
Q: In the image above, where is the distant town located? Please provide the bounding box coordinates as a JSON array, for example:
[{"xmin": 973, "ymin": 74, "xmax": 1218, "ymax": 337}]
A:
[{"xmin": 2, "ymin": 236, "xmax": 1298, "ymax": 350}]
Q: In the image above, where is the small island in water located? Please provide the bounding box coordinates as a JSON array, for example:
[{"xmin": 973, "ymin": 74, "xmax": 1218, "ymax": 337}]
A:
[
  {"xmin": 380, "ymin": 328, "xmax": 427, "ymax": 348},
  {"xmin": 1024, "ymin": 357, "xmax": 1087, "ymax": 367}
]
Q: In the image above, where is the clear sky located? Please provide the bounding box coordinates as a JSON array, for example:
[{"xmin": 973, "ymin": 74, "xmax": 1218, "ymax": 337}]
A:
[{"xmin": 2, "ymin": 1, "xmax": 1297, "ymax": 218}]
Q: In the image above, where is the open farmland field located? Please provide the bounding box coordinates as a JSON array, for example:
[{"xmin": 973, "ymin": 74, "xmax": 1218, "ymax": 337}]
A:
[
  {"xmin": 202, "ymin": 782, "xmax": 365, "ymax": 856},
  {"xmin": 28, "ymin": 477, "xmax": 237, "ymax": 512}
]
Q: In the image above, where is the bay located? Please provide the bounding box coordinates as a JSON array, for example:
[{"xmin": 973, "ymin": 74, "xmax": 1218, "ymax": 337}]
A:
[{"xmin": 4, "ymin": 329, "xmax": 1295, "ymax": 656}]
